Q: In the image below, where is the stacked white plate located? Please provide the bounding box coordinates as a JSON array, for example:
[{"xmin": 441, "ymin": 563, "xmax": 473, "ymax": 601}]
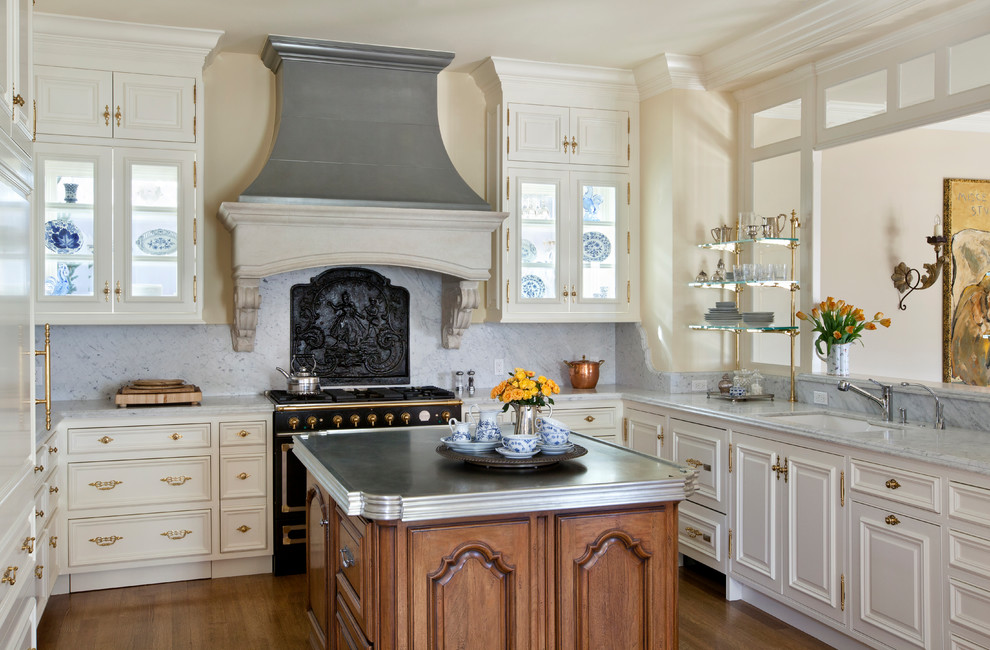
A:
[
  {"xmin": 705, "ymin": 301, "xmax": 741, "ymax": 324},
  {"xmin": 742, "ymin": 311, "xmax": 775, "ymax": 325},
  {"xmin": 540, "ymin": 442, "xmax": 575, "ymax": 455}
]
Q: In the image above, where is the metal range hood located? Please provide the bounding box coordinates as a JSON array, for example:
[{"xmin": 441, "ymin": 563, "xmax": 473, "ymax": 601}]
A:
[{"xmin": 219, "ymin": 37, "xmax": 506, "ymax": 352}]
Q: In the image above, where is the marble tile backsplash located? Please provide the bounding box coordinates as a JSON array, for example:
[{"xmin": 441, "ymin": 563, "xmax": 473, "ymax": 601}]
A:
[{"xmin": 40, "ymin": 266, "xmax": 620, "ymax": 401}]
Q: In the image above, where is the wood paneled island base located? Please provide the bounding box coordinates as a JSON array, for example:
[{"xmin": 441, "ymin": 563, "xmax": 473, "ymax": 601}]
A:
[{"xmin": 307, "ymin": 476, "xmax": 680, "ymax": 650}]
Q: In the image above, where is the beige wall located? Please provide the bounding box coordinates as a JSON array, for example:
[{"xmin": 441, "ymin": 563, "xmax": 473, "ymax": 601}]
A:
[
  {"xmin": 820, "ymin": 125, "xmax": 990, "ymax": 381},
  {"xmin": 200, "ymin": 55, "xmax": 487, "ymax": 324}
]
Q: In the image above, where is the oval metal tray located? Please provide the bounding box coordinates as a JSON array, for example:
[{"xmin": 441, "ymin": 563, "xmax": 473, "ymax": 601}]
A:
[{"xmin": 436, "ymin": 443, "xmax": 587, "ymax": 469}]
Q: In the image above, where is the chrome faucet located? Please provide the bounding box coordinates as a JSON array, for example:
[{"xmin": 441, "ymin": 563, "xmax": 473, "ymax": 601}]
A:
[
  {"xmin": 900, "ymin": 382, "xmax": 945, "ymax": 429},
  {"xmin": 837, "ymin": 379, "xmax": 894, "ymax": 422}
]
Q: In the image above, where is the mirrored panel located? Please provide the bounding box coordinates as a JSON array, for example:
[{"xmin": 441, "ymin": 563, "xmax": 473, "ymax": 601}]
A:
[
  {"xmin": 949, "ymin": 33, "xmax": 990, "ymax": 95},
  {"xmin": 824, "ymin": 70, "xmax": 887, "ymax": 128},
  {"xmin": 753, "ymin": 99, "xmax": 801, "ymax": 148}
]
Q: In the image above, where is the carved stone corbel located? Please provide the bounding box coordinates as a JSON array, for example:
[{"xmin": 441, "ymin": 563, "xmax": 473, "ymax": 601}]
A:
[
  {"xmin": 441, "ymin": 278, "xmax": 480, "ymax": 349},
  {"xmin": 231, "ymin": 278, "xmax": 262, "ymax": 352}
]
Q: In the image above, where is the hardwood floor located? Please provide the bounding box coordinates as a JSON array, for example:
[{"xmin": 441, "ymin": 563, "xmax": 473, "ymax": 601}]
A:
[{"xmin": 38, "ymin": 563, "xmax": 834, "ymax": 649}]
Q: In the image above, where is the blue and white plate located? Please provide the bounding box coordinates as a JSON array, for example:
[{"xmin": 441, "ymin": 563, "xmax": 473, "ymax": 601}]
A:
[
  {"xmin": 521, "ymin": 239, "xmax": 537, "ymax": 263},
  {"xmin": 521, "ymin": 274, "xmax": 545, "ymax": 299},
  {"xmin": 583, "ymin": 188, "xmax": 604, "ymax": 220},
  {"xmin": 495, "ymin": 445, "xmax": 539, "ymax": 459},
  {"xmin": 539, "ymin": 442, "xmax": 574, "ymax": 455},
  {"xmin": 135, "ymin": 228, "xmax": 178, "ymax": 255},
  {"xmin": 583, "ymin": 231, "xmax": 612, "ymax": 262},
  {"xmin": 441, "ymin": 436, "xmax": 501, "ymax": 453},
  {"xmin": 44, "ymin": 217, "xmax": 83, "ymax": 254}
]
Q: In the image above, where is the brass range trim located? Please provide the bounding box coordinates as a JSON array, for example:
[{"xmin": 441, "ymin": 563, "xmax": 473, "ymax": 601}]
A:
[{"xmin": 273, "ymin": 398, "xmax": 464, "ymax": 413}]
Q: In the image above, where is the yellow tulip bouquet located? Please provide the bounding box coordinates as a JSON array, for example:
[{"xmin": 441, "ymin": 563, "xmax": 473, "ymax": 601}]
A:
[
  {"xmin": 796, "ymin": 297, "xmax": 891, "ymax": 357},
  {"xmin": 490, "ymin": 367, "xmax": 560, "ymax": 411}
]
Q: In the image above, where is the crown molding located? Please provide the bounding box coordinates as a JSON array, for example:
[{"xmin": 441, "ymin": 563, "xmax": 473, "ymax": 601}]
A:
[
  {"xmin": 470, "ymin": 56, "xmax": 640, "ymax": 104},
  {"xmin": 634, "ymin": 54, "xmax": 705, "ymax": 99}
]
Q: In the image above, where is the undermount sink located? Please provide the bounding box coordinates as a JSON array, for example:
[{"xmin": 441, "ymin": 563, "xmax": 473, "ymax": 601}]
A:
[{"xmin": 762, "ymin": 411, "xmax": 904, "ymax": 434}]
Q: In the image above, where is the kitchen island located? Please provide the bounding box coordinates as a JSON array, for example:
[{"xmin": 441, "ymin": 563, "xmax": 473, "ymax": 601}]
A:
[{"xmin": 293, "ymin": 427, "xmax": 696, "ymax": 650}]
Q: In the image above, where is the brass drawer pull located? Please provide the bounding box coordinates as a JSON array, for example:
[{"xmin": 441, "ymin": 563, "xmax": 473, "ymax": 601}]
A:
[
  {"xmin": 35, "ymin": 509, "xmax": 44, "ymax": 519},
  {"xmin": 885, "ymin": 478, "xmax": 901, "ymax": 490},
  {"xmin": 237, "ymin": 429, "xmax": 251, "ymax": 438},
  {"xmin": 48, "ymin": 446, "xmax": 58, "ymax": 454},
  {"xmin": 89, "ymin": 536, "xmax": 123, "ymax": 547},
  {"xmin": 236, "ymin": 525, "xmax": 251, "ymax": 533},
  {"xmin": 49, "ymin": 486, "xmax": 58, "ymax": 494},
  {"xmin": 98, "ymin": 435, "xmax": 113, "ymax": 445},
  {"xmin": 35, "ymin": 565, "xmax": 43, "ymax": 580},
  {"xmin": 89, "ymin": 480, "xmax": 123, "ymax": 490},
  {"xmin": 684, "ymin": 526, "xmax": 711, "ymax": 543},
  {"xmin": 34, "ymin": 465, "xmax": 44, "ymax": 473},
  {"xmin": 170, "ymin": 433, "xmax": 183, "ymax": 441},
  {"xmin": 685, "ymin": 458, "xmax": 711, "ymax": 472},
  {"xmin": 584, "ymin": 415, "xmax": 595, "ymax": 422},
  {"xmin": 884, "ymin": 514, "xmax": 901, "ymax": 526},
  {"xmin": 236, "ymin": 472, "xmax": 251, "ymax": 480},
  {"xmin": 115, "ymin": 105, "xmax": 122, "ymax": 127},
  {"xmin": 103, "ymin": 104, "xmax": 110, "ymax": 125},
  {"xmin": 161, "ymin": 530, "xmax": 193, "ymax": 541},
  {"xmin": 21, "ymin": 537, "xmax": 35, "ymax": 554},
  {"xmin": 49, "ymin": 536, "xmax": 57, "ymax": 549},
  {"xmin": 2, "ymin": 566, "xmax": 17, "ymax": 586},
  {"xmin": 160, "ymin": 475, "xmax": 192, "ymax": 486},
  {"xmin": 340, "ymin": 545, "xmax": 356, "ymax": 569}
]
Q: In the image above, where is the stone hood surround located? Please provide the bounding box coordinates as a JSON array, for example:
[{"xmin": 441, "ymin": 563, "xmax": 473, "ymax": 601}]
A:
[{"xmin": 219, "ymin": 37, "xmax": 506, "ymax": 351}]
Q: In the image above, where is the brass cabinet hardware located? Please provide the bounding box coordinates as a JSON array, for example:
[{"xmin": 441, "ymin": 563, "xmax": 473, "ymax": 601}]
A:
[
  {"xmin": 33, "ymin": 465, "xmax": 43, "ymax": 473},
  {"xmin": 584, "ymin": 415, "xmax": 595, "ymax": 422},
  {"xmin": 627, "ymin": 143, "xmax": 630, "ymax": 161},
  {"xmin": 840, "ymin": 471, "xmax": 845, "ymax": 507},
  {"xmin": 160, "ymin": 476, "xmax": 191, "ymax": 486},
  {"xmin": 21, "ymin": 537, "xmax": 35, "ymax": 553},
  {"xmin": 332, "ymin": 415, "xmax": 343, "ymax": 428},
  {"xmin": 781, "ymin": 457, "xmax": 789, "ymax": 482},
  {"xmin": 193, "ymin": 160, "xmax": 197, "ymax": 189},
  {"xmin": 35, "ymin": 324, "xmax": 52, "ymax": 431},
  {"xmin": 622, "ymin": 418, "xmax": 628, "ymax": 444},
  {"xmin": 114, "ymin": 280, "xmax": 121, "ymax": 302},
  {"xmin": 89, "ymin": 480, "xmax": 123, "ymax": 490},
  {"xmin": 170, "ymin": 432, "xmax": 183, "ymax": 440},
  {"xmin": 89, "ymin": 536, "xmax": 123, "ymax": 546},
  {"xmin": 728, "ymin": 443, "xmax": 733, "ymax": 473},
  {"xmin": 627, "ymin": 231, "xmax": 630, "ymax": 254},
  {"xmin": 728, "ymin": 529, "xmax": 733, "ymax": 559},
  {"xmin": 684, "ymin": 458, "xmax": 711, "ymax": 472},
  {"xmin": 506, "ymin": 176, "xmax": 509, "ymax": 199},
  {"xmin": 350, "ymin": 414, "xmax": 361, "ymax": 427},
  {"xmin": 282, "ymin": 524, "xmax": 306, "ymax": 545},
  {"xmin": 236, "ymin": 525, "xmax": 251, "ymax": 533},
  {"xmin": 885, "ymin": 478, "xmax": 901, "ymax": 490},
  {"xmin": 841, "ymin": 574, "xmax": 845, "ymax": 611},
  {"xmin": 340, "ymin": 545, "xmax": 356, "ymax": 568},
  {"xmin": 627, "ymin": 281, "xmax": 631, "ymax": 303},
  {"xmin": 306, "ymin": 416, "xmax": 317, "ymax": 429},
  {"xmin": 49, "ymin": 536, "xmax": 57, "ymax": 549},
  {"xmin": 571, "ymin": 284, "xmax": 576, "ymax": 301},
  {"xmin": 48, "ymin": 446, "xmax": 57, "ymax": 454},
  {"xmin": 658, "ymin": 426, "xmax": 664, "ymax": 446},
  {"xmin": 236, "ymin": 472, "xmax": 250, "ymax": 480},
  {"xmin": 193, "ymin": 216, "xmax": 197, "ymax": 245},
  {"xmin": 49, "ymin": 486, "xmax": 58, "ymax": 494},
  {"xmin": 506, "ymin": 280, "xmax": 510, "ymax": 304},
  {"xmin": 12, "ymin": 92, "xmax": 24, "ymax": 107},
  {"xmin": 562, "ymin": 137, "xmax": 570, "ymax": 153},
  {"xmin": 193, "ymin": 115, "xmax": 196, "ymax": 138},
  {"xmin": 570, "ymin": 136, "xmax": 577, "ymax": 152},
  {"xmin": 103, "ymin": 104, "xmax": 110, "ymax": 125},
  {"xmin": 98, "ymin": 435, "xmax": 113, "ymax": 445},
  {"xmin": 2, "ymin": 566, "xmax": 17, "ymax": 586},
  {"xmin": 288, "ymin": 416, "xmax": 299, "ymax": 430},
  {"xmin": 506, "ymin": 135, "xmax": 509, "ymax": 153},
  {"xmin": 35, "ymin": 565, "xmax": 43, "ymax": 579},
  {"xmin": 772, "ymin": 461, "xmax": 782, "ymax": 479},
  {"xmin": 627, "ymin": 116, "xmax": 630, "ymax": 133},
  {"xmin": 114, "ymin": 105, "xmax": 122, "ymax": 126},
  {"xmin": 627, "ymin": 182, "xmax": 630, "ymax": 204},
  {"xmin": 684, "ymin": 527, "xmax": 711, "ymax": 543},
  {"xmin": 506, "ymin": 108, "xmax": 509, "ymax": 126},
  {"xmin": 884, "ymin": 514, "xmax": 901, "ymax": 526},
  {"xmin": 103, "ymin": 281, "xmax": 110, "ymax": 302},
  {"xmin": 506, "ymin": 228, "xmax": 510, "ymax": 253},
  {"xmin": 161, "ymin": 530, "xmax": 193, "ymax": 541},
  {"xmin": 563, "ymin": 287, "xmax": 570, "ymax": 297},
  {"xmin": 35, "ymin": 509, "xmax": 45, "ymax": 518},
  {"xmin": 193, "ymin": 275, "xmax": 197, "ymax": 303},
  {"xmin": 237, "ymin": 429, "xmax": 251, "ymax": 438}
]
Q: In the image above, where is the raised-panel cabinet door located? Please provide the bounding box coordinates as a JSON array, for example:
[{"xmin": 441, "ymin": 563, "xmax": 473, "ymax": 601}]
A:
[
  {"xmin": 570, "ymin": 107, "xmax": 629, "ymax": 167},
  {"xmin": 305, "ymin": 484, "xmax": 330, "ymax": 650},
  {"xmin": 784, "ymin": 447, "xmax": 845, "ymax": 623},
  {"xmin": 407, "ymin": 517, "xmax": 538, "ymax": 649},
  {"xmin": 34, "ymin": 66, "xmax": 112, "ymax": 138},
  {"xmin": 731, "ymin": 433, "xmax": 779, "ymax": 591},
  {"xmin": 113, "ymin": 72, "xmax": 195, "ymax": 143},
  {"xmin": 625, "ymin": 409, "xmax": 665, "ymax": 456},
  {"xmin": 851, "ymin": 501, "xmax": 941, "ymax": 649},
  {"xmin": 670, "ymin": 417, "xmax": 727, "ymax": 513},
  {"xmin": 11, "ymin": 0, "xmax": 30, "ymax": 152},
  {"xmin": 507, "ymin": 103, "xmax": 568, "ymax": 164}
]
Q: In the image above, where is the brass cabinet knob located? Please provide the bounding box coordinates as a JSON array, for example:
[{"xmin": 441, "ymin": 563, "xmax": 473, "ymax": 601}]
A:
[
  {"xmin": 49, "ymin": 486, "xmax": 58, "ymax": 494},
  {"xmin": 103, "ymin": 104, "xmax": 110, "ymax": 125},
  {"xmin": 103, "ymin": 281, "xmax": 111, "ymax": 302},
  {"xmin": 98, "ymin": 435, "xmax": 113, "ymax": 445},
  {"xmin": 350, "ymin": 414, "xmax": 361, "ymax": 427},
  {"xmin": 170, "ymin": 433, "xmax": 182, "ymax": 441},
  {"xmin": 20, "ymin": 537, "xmax": 35, "ymax": 554},
  {"xmin": 584, "ymin": 415, "xmax": 595, "ymax": 422},
  {"xmin": 49, "ymin": 536, "xmax": 57, "ymax": 549},
  {"xmin": 884, "ymin": 514, "xmax": 901, "ymax": 526},
  {"xmin": 236, "ymin": 472, "xmax": 250, "ymax": 480},
  {"xmin": 2, "ymin": 566, "xmax": 17, "ymax": 586},
  {"xmin": 306, "ymin": 416, "xmax": 317, "ymax": 429},
  {"xmin": 384, "ymin": 413, "xmax": 395, "ymax": 426},
  {"xmin": 367, "ymin": 413, "xmax": 377, "ymax": 427},
  {"xmin": 400, "ymin": 412, "xmax": 411, "ymax": 425},
  {"xmin": 48, "ymin": 446, "xmax": 57, "ymax": 454},
  {"xmin": 236, "ymin": 430, "xmax": 251, "ymax": 438},
  {"xmin": 332, "ymin": 415, "xmax": 343, "ymax": 428},
  {"xmin": 288, "ymin": 417, "xmax": 300, "ymax": 430},
  {"xmin": 885, "ymin": 478, "xmax": 901, "ymax": 490},
  {"xmin": 35, "ymin": 565, "xmax": 43, "ymax": 579},
  {"xmin": 115, "ymin": 105, "xmax": 122, "ymax": 127},
  {"xmin": 12, "ymin": 93, "xmax": 24, "ymax": 107},
  {"xmin": 34, "ymin": 465, "xmax": 43, "ymax": 473},
  {"xmin": 236, "ymin": 525, "xmax": 251, "ymax": 533}
]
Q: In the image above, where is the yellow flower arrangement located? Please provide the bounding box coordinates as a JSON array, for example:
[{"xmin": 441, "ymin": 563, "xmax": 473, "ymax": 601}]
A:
[
  {"xmin": 796, "ymin": 297, "xmax": 891, "ymax": 357},
  {"xmin": 490, "ymin": 367, "xmax": 560, "ymax": 411}
]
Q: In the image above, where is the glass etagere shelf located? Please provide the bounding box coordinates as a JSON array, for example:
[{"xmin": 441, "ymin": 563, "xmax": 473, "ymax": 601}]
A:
[
  {"xmin": 689, "ymin": 324, "xmax": 798, "ymax": 333},
  {"xmin": 698, "ymin": 237, "xmax": 797, "ymax": 252},
  {"xmin": 688, "ymin": 280, "xmax": 799, "ymax": 290}
]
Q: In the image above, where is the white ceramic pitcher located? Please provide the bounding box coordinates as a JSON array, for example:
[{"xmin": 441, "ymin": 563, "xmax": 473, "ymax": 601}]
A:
[{"xmin": 469, "ymin": 404, "xmax": 502, "ymax": 441}]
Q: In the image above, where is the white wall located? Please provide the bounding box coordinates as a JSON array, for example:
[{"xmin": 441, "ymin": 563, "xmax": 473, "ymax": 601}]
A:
[{"xmin": 820, "ymin": 124, "xmax": 990, "ymax": 381}]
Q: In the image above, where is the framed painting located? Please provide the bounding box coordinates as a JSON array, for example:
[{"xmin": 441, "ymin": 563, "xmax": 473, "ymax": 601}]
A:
[{"xmin": 943, "ymin": 178, "xmax": 990, "ymax": 384}]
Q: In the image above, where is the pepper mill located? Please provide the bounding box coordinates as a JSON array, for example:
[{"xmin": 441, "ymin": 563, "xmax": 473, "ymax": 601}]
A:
[
  {"xmin": 467, "ymin": 370, "xmax": 476, "ymax": 396},
  {"xmin": 455, "ymin": 370, "xmax": 465, "ymax": 396}
]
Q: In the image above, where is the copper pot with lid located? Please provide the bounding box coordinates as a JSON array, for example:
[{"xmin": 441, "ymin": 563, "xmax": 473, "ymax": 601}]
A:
[{"xmin": 563, "ymin": 355, "xmax": 605, "ymax": 389}]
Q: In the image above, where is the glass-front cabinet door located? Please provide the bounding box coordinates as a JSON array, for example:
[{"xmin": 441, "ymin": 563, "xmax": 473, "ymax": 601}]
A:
[
  {"xmin": 574, "ymin": 173, "xmax": 625, "ymax": 306},
  {"xmin": 513, "ymin": 170, "xmax": 563, "ymax": 310}
]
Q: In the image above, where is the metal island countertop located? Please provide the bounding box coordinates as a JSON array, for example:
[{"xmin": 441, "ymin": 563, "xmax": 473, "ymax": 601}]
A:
[{"xmin": 292, "ymin": 426, "xmax": 697, "ymax": 522}]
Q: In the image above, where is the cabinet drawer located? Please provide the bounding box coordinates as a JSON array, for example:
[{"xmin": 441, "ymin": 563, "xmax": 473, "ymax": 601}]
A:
[
  {"xmin": 950, "ymin": 482, "xmax": 990, "ymax": 528},
  {"xmin": 68, "ymin": 456, "xmax": 211, "ymax": 510},
  {"xmin": 336, "ymin": 510, "xmax": 374, "ymax": 640},
  {"xmin": 69, "ymin": 423, "xmax": 211, "ymax": 455},
  {"xmin": 671, "ymin": 418, "xmax": 727, "ymax": 513},
  {"xmin": 220, "ymin": 505, "xmax": 268, "ymax": 553},
  {"xmin": 67, "ymin": 509, "xmax": 211, "ymax": 567},
  {"xmin": 952, "ymin": 634, "xmax": 990, "ymax": 650},
  {"xmin": 220, "ymin": 421, "xmax": 267, "ymax": 447},
  {"xmin": 553, "ymin": 406, "xmax": 617, "ymax": 431},
  {"xmin": 678, "ymin": 501, "xmax": 724, "ymax": 570},
  {"xmin": 849, "ymin": 458, "xmax": 940, "ymax": 513},
  {"xmin": 220, "ymin": 454, "xmax": 266, "ymax": 500},
  {"xmin": 949, "ymin": 578, "xmax": 990, "ymax": 641},
  {"xmin": 950, "ymin": 529, "xmax": 990, "ymax": 583},
  {"xmin": 0, "ymin": 513, "xmax": 32, "ymax": 621},
  {"xmin": 335, "ymin": 594, "xmax": 373, "ymax": 650}
]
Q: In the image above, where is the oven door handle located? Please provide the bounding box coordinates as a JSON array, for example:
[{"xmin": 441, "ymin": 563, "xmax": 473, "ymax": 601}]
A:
[{"xmin": 281, "ymin": 442, "xmax": 306, "ymax": 514}]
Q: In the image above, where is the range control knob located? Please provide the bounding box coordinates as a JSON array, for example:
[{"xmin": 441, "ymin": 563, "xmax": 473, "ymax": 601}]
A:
[
  {"xmin": 332, "ymin": 415, "xmax": 343, "ymax": 428},
  {"xmin": 400, "ymin": 412, "xmax": 411, "ymax": 425},
  {"xmin": 367, "ymin": 413, "xmax": 378, "ymax": 427},
  {"xmin": 441, "ymin": 410, "xmax": 452, "ymax": 423},
  {"xmin": 288, "ymin": 417, "xmax": 300, "ymax": 430},
  {"xmin": 384, "ymin": 413, "xmax": 395, "ymax": 426},
  {"xmin": 350, "ymin": 414, "xmax": 361, "ymax": 427},
  {"xmin": 306, "ymin": 416, "xmax": 318, "ymax": 429}
]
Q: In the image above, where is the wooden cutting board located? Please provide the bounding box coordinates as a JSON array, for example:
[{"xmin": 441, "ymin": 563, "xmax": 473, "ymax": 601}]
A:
[{"xmin": 115, "ymin": 380, "xmax": 202, "ymax": 407}]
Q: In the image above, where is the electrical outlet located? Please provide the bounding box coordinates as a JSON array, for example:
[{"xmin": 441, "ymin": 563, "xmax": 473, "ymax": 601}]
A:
[
  {"xmin": 494, "ymin": 359, "xmax": 504, "ymax": 375},
  {"xmin": 692, "ymin": 380, "xmax": 708, "ymax": 392},
  {"xmin": 813, "ymin": 390, "xmax": 829, "ymax": 405}
]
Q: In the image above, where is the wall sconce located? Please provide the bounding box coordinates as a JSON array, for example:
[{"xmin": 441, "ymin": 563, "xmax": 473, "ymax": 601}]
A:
[{"xmin": 891, "ymin": 216, "xmax": 947, "ymax": 310}]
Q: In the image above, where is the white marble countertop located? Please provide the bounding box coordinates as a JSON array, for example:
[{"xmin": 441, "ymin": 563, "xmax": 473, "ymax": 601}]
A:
[{"xmin": 45, "ymin": 394, "xmax": 273, "ymax": 426}]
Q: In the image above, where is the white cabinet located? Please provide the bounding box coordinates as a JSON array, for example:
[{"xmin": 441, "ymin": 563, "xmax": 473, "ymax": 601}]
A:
[
  {"xmin": 624, "ymin": 406, "xmax": 666, "ymax": 457},
  {"xmin": 34, "ymin": 143, "xmax": 199, "ymax": 322},
  {"xmin": 472, "ymin": 57, "xmax": 640, "ymax": 324},
  {"xmin": 731, "ymin": 431, "xmax": 845, "ymax": 624},
  {"xmin": 508, "ymin": 103, "xmax": 629, "ymax": 167},
  {"xmin": 0, "ymin": 0, "xmax": 32, "ymax": 155},
  {"xmin": 551, "ymin": 400, "xmax": 621, "ymax": 444},
  {"xmin": 35, "ymin": 66, "xmax": 196, "ymax": 143}
]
